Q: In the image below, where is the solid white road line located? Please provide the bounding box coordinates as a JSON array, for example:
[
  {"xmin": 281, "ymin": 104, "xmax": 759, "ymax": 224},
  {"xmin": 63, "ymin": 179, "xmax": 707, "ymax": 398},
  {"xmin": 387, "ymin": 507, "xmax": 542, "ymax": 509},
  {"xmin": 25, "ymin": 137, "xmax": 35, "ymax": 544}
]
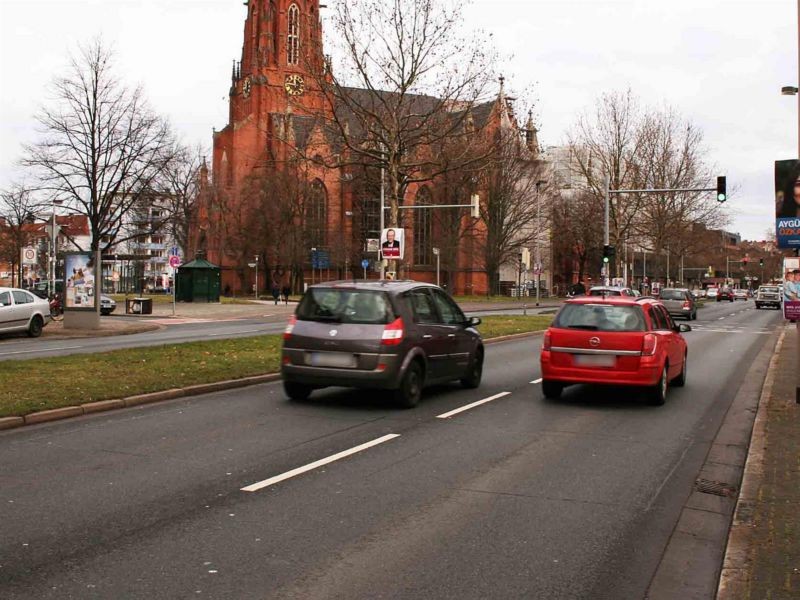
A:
[
  {"xmin": 436, "ymin": 392, "xmax": 512, "ymax": 419},
  {"xmin": 530, "ymin": 378, "xmax": 543, "ymax": 384},
  {"xmin": 0, "ymin": 345, "xmax": 85, "ymax": 356},
  {"xmin": 240, "ymin": 434, "xmax": 401, "ymax": 493}
]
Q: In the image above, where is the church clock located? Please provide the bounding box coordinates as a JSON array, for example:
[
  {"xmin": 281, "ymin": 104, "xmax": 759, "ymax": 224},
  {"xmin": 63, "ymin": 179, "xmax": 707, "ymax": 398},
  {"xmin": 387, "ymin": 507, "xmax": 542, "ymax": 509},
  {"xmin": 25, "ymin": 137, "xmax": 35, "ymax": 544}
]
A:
[
  {"xmin": 242, "ymin": 76, "xmax": 252, "ymax": 98},
  {"xmin": 284, "ymin": 74, "xmax": 305, "ymax": 96}
]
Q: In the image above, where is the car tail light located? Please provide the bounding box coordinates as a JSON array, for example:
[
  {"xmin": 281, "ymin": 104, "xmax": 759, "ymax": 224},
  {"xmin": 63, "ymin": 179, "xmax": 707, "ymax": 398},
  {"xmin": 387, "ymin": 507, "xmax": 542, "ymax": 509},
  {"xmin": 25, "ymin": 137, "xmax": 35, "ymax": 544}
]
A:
[
  {"xmin": 642, "ymin": 333, "xmax": 658, "ymax": 356},
  {"xmin": 283, "ymin": 315, "xmax": 297, "ymax": 340},
  {"xmin": 682, "ymin": 301, "xmax": 690, "ymax": 309},
  {"xmin": 542, "ymin": 330, "xmax": 552, "ymax": 351},
  {"xmin": 381, "ymin": 317, "xmax": 404, "ymax": 345}
]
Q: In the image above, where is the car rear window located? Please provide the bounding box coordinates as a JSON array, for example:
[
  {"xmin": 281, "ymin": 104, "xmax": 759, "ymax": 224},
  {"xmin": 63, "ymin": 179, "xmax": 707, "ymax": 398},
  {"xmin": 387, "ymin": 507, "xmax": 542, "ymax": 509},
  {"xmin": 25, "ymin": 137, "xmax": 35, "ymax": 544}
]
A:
[
  {"xmin": 659, "ymin": 289, "xmax": 686, "ymax": 300},
  {"xmin": 296, "ymin": 289, "xmax": 395, "ymax": 324},
  {"xmin": 554, "ymin": 303, "xmax": 646, "ymax": 332},
  {"xmin": 760, "ymin": 287, "xmax": 778, "ymax": 293},
  {"xmin": 588, "ymin": 288, "xmax": 622, "ymax": 296}
]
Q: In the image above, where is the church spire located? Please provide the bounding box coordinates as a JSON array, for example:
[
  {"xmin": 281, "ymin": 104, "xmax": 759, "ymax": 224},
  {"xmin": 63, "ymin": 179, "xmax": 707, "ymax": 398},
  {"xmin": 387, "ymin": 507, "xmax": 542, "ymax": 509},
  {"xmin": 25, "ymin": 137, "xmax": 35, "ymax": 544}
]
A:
[{"xmin": 525, "ymin": 110, "xmax": 540, "ymax": 156}]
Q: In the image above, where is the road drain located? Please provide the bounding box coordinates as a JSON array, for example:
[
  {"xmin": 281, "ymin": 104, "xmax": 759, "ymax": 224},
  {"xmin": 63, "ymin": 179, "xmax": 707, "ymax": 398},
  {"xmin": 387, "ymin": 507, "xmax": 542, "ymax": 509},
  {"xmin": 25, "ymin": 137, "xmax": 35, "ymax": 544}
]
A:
[{"xmin": 695, "ymin": 478, "xmax": 738, "ymax": 497}]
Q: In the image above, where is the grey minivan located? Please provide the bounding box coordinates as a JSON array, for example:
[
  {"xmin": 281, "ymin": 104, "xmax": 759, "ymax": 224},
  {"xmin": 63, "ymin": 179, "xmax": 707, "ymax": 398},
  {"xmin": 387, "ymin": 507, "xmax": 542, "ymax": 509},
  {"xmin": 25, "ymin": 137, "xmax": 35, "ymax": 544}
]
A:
[
  {"xmin": 658, "ymin": 288, "xmax": 697, "ymax": 320},
  {"xmin": 281, "ymin": 281, "xmax": 484, "ymax": 408}
]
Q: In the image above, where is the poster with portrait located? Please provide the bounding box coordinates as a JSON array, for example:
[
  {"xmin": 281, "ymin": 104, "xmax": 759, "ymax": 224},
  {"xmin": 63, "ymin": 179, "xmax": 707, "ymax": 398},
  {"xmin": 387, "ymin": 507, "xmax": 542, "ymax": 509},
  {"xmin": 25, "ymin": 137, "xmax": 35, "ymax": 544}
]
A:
[
  {"xmin": 775, "ymin": 159, "xmax": 800, "ymax": 249},
  {"xmin": 380, "ymin": 228, "xmax": 404, "ymax": 260},
  {"xmin": 783, "ymin": 257, "xmax": 800, "ymax": 321},
  {"xmin": 64, "ymin": 252, "xmax": 96, "ymax": 310}
]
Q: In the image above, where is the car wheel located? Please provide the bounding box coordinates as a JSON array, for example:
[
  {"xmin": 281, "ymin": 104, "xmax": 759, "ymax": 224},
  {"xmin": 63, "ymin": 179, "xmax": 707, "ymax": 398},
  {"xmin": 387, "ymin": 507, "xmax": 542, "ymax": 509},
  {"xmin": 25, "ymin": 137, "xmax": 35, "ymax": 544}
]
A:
[
  {"xmin": 460, "ymin": 350, "xmax": 483, "ymax": 389},
  {"xmin": 673, "ymin": 352, "xmax": 687, "ymax": 387},
  {"xmin": 394, "ymin": 361, "xmax": 423, "ymax": 409},
  {"xmin": 100, "ymin": 309, "xmax": 110, "ymax": 316},
  {"xmin": 27, "ymin": 315, "xmax": 43, "ymax": 338},
  {"xmin": 542, "ymin": 380, "xmax": 563, "ymax": 399},
  {"xmin": 691, "ymin": 310, "xmax": 697, "ymax": 320},
  {"xmin": 647, "ymin": 365, "xmax": 668, "ymax": 405},
  {"xmin": 283, "ymin": 381, "xmax": 312, "ymax": 401},
  {"xmin": 755, "ymin": 304, "xmax": 760, "ymax": 309}
]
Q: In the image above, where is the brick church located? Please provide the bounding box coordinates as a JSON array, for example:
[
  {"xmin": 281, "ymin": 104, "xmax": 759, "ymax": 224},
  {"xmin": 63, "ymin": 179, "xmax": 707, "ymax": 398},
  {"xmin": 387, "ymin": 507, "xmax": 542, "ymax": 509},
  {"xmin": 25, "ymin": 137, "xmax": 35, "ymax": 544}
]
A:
[{"xmin": 203, "ymin": 0, "xmax": 539, "ymax": 296}]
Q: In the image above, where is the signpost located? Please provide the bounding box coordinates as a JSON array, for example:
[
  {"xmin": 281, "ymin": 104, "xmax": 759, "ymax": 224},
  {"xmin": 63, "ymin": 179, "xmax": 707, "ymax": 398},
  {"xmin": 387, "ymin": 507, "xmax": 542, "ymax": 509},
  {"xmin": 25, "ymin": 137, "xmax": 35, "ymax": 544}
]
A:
[
  {"xmin": 169, "ymin": 250, "xmax": 181, "ymax": 315},
  {"xmin": 361, "ymin": 259, "xmax": 370, "ymax": 280}
]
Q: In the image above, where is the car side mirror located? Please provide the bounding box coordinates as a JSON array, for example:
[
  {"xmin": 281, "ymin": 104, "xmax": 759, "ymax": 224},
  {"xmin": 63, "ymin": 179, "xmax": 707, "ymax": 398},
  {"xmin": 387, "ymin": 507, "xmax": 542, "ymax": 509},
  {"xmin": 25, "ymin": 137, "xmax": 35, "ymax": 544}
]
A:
[
  {"xmin": 676, "ymin": 323, "xmax": 692, "ymax": 333},
  {"xmin": 467, "ymin": 316, "xmax": 481, "ymax": 328}
]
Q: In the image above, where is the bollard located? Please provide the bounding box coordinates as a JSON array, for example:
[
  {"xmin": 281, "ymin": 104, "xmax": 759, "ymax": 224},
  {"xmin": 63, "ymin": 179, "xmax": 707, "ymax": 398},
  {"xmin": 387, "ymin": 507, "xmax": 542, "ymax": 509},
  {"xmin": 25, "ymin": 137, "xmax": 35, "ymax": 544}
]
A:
[{"xmin": 523, "ymin": 303, "xmax": 527, "ymax": 316}]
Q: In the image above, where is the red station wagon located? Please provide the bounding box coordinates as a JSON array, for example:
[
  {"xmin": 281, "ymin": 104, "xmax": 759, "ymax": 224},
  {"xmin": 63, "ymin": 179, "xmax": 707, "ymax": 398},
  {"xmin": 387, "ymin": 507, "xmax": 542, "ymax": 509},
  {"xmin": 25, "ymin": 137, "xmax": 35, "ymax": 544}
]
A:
[{"xmin": 540, "ymin": 296, "xmax": 691, "ymax": 405}]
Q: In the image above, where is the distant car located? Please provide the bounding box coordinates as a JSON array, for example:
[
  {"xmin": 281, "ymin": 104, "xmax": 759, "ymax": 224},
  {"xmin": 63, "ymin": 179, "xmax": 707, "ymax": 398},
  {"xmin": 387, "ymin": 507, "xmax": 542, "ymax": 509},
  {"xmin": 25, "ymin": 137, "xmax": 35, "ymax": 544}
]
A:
[
  {"xmin": 100, "ymin": 296, "xmax": 117, "ymax": 315},
  {"xmin": 281, "ymin": 281, "xmax": 484, "ymax": 408},
  {"xmin": 0, "ymin": 287, "xmax": 51, "ymax": 337},
  {"xmin": 716, "ymin": 288, "xmax": 735, "ymax": 302},
  {"xmin": 658, "ymin": 288, "xmax": 697, "ymax": 320},
  {"xmin": 540, "ymin": 296, "xmax": 690, "ymax": 405},
  {"xmin": 690, "ymin": 289, "xmax": 705, "ymax": 299},
  {"xmin": 587, "ymin": 286, "xmax": 636, "ymax": 297},
  {"xmin": 755, "ymin": 285, "xmax": 781, "ymax": 310},
  {"xmin": 733, "ymin": 289, "xmax": 748, "ymax": 301},
  {"xmin": 706, "ymin": 287, "xmax": 719, "ymax": 300}
]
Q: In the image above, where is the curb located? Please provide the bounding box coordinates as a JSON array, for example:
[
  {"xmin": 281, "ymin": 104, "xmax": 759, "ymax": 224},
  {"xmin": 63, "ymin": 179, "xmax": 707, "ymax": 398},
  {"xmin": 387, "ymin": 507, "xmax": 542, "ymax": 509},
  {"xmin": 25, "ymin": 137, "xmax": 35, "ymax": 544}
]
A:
[
  {"xmin": 0, "ymin": 332, "xmax": 547, "ymax": 432},
  {"xmin": 0, "ymin": 374, "xmax": 281, "ymax": 432},
  {"xmin": 645, "ymin": 326, "xmax": 782, "ymax": 599}
]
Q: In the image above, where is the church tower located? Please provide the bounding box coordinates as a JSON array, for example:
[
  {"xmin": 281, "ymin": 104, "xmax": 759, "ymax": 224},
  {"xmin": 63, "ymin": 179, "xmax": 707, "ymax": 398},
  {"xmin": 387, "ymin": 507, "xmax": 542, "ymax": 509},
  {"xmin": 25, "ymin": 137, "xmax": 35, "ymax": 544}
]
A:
[{"xmin": 213, "ymin": 0, "xmax": 329, "ymax": 187}]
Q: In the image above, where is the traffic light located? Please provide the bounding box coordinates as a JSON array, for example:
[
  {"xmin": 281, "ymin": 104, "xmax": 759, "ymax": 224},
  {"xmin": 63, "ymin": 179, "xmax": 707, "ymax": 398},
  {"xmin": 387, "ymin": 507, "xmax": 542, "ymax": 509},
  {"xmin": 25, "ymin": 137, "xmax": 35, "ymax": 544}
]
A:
[
  {"xmin": 742, "ymin": 256, "xmax": 748, "ymax": 266},
  {"xmin": 716, "ymin": 176, "xmax": 727, "ymax": 202},
  {"xmin": 759, "ymin": 258, "xmax": 764, "ymax": 268},
  {"xmin": 602, "ymin": 245, "xmax": 615, "ymax": 264}
]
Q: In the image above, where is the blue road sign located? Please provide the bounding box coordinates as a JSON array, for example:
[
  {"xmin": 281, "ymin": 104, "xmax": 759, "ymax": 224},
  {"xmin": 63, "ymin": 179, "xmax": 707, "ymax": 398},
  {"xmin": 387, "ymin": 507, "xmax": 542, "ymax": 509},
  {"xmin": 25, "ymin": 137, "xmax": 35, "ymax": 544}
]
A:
[
  {"xmin": 311, "ymin": 250, "xmax": 330, "ymax": 269},
  {"xmin": 169, "ymin": 246, "xmax": 181, "ymax": 257},
  {"xmin": 361, "ymin": 259, "xmax": 370, "ymax": 269}
]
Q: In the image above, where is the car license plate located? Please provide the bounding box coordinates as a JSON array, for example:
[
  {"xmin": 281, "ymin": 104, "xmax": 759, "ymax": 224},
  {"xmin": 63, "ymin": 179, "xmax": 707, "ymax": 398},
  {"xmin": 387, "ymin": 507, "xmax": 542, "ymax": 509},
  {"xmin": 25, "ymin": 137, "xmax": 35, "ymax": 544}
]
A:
[
  {"xmin": 309, "ymin": 352, "xmax": 357, "ymax": 368},
  {"xmin": 573, "ymin": 354, "xmax": 616, "ymax": 367}
]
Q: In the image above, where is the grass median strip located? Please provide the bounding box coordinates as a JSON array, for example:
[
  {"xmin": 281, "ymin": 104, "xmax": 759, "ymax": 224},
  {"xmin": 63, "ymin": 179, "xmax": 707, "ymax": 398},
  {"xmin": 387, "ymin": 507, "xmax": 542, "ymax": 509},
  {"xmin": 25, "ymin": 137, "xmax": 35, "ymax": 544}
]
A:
[{"xmin": 0, "ymin": 314, "xmax": 551, "ymax": 419}]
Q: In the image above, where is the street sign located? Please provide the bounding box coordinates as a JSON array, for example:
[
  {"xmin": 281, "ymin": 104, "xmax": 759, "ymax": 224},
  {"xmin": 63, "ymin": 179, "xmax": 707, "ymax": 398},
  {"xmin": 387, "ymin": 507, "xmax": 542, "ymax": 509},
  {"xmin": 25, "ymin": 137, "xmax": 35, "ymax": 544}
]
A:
[
  {"xmin": 169, "ymin": 246, "xmax": 181, "ymax": 257},
  {"xmin": 361, "ymin": 259, "xmax": 370, "ymax": 269},
  {"xmin": 311, "ymin": 250, "xmax": 330, "ymax": 269},
  {"xmin": 169, "ymin": 255, "xmax": 182, "ymax": 268},
  {"xmin": 366, "ymin": 238, "xmax": 380, "ymax": 253},
  {"xmin": 21, "ymin": 247, "xmax": 37, "ymax": 265},
  {"xmin": 247, "ymin": 262, "xmax": 256, "ymax": 268}
]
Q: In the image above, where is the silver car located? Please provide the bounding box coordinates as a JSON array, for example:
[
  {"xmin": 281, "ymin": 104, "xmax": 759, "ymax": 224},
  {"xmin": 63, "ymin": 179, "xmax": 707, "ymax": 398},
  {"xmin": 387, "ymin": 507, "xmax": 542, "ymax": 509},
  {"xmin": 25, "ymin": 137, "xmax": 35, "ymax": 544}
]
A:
[
  {"xmin": 658, "ymin": 288, "xmax": 697, "ymax": 320},
  {"xmin": 281, "ymin": 281, "xmax": 484, "ymax": 408},
  {"xmin": 0, "ymin": 287, "xmax": 51, "ymax": 337}
]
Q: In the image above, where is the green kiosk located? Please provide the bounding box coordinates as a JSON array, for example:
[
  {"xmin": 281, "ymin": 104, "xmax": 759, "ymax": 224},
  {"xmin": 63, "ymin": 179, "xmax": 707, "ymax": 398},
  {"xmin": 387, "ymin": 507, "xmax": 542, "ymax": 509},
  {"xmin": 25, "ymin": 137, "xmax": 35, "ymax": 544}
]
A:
[{"xmin": 175, "ymin": 258, "xmax": 221, "ymax": 303}]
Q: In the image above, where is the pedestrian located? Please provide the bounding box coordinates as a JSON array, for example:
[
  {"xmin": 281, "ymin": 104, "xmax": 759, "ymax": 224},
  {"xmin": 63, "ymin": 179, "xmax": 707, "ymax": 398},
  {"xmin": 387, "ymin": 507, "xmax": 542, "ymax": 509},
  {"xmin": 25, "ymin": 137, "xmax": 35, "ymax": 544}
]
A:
[
  {"xmin": 281, "ymin": 284, "xmax": 290, "ymax": 305},
  {"xmin": 271, "ymin": 280, "xmax": 280, "ymax": 305}
]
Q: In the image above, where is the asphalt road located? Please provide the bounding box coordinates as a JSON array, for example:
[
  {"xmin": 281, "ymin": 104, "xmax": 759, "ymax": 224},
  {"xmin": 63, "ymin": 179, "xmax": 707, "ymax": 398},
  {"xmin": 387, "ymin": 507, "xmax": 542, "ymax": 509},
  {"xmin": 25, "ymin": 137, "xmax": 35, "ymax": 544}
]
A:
[{"xmin": 0, "ymin": 300, "xmax": 782, "ymax": 599}]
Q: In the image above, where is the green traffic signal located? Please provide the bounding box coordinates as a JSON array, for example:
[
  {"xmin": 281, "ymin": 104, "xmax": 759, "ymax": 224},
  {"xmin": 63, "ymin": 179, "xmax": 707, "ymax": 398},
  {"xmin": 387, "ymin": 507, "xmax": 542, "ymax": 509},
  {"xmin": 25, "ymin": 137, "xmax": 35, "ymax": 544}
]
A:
[{"xmin": 716, "ymin": 175, "xmax": 727, "ymax": 202}]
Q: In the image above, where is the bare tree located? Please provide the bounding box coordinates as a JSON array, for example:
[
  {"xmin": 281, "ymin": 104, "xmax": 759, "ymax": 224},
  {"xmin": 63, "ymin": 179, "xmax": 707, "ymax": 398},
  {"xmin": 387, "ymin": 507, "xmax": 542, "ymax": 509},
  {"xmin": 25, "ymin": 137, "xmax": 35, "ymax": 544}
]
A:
[
  {"xmin": 0, "ymin": 185, "xmax": 41, "ymax": 287},
  {"xmin": 310, "ymin": 0, "xmax": 498, "ymax": 228},
  {"xmin": 21, "ymin": 39, "xmax": 175, "ymax": 315},
  {"xmin": 566, "ymin": 90, "xmax": 725, "ymax": 280},
  {"xmin": 476, "ymin": 127, "xmax": 551, "ymax": 295},
  {"xmin": 160, "ymin": 144, "xmax": 206, "ymax": 259}
]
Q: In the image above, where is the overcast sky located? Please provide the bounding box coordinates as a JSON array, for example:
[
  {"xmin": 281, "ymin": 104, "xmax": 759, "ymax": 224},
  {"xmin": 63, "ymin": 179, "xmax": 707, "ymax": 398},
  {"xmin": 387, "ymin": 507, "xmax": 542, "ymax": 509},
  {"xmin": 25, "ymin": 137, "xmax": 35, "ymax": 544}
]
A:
[{"xmin": 1, "ymin": 0, "xmax": 796, "ymax": 241}]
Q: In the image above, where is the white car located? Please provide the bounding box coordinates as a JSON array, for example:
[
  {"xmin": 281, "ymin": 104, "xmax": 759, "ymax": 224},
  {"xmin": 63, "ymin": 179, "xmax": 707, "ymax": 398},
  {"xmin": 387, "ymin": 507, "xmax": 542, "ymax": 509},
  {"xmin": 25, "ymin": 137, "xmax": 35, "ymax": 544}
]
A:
[
  {"xmin": 706, "ymin": 287, "xmax": 719, "ymax": 300},
  {"xmin": 0, "ymin": 287, "xmax": 51, "ymax": 337}
]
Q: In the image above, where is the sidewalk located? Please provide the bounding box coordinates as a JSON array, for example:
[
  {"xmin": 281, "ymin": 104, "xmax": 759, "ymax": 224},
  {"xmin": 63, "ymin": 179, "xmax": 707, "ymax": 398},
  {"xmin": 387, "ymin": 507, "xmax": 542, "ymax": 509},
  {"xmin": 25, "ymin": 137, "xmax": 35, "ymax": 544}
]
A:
[{"xmin": 718, "ymin": 323, "xmax": 800, "ymax": 599}]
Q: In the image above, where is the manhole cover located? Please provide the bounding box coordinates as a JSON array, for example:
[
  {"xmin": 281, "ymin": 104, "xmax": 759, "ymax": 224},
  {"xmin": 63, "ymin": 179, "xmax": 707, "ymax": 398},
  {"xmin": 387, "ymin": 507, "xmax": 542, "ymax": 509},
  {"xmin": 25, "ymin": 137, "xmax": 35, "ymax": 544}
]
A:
[{"xmin": 695, "ymin": 478, "xmax": 737, "ymax": 497}]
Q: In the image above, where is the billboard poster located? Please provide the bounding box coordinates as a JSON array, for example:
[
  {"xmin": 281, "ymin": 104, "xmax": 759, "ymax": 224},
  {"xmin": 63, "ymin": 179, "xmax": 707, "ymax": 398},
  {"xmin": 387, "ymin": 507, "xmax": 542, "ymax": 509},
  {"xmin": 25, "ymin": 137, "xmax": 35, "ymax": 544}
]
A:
[
  {"xmin": 775, "ymin": 159, "xmax": 800, "ymax": 249},
  {"xmin": 783, "ymin": 257, "xmax": 800, "ymax": 321},
  {"xmin": 64, "ymin": 252, "xmax": 96, "ymax": 310},
  {"xmin": 380, "ymin": 228, "xmax": 404, "ymax": 260}
]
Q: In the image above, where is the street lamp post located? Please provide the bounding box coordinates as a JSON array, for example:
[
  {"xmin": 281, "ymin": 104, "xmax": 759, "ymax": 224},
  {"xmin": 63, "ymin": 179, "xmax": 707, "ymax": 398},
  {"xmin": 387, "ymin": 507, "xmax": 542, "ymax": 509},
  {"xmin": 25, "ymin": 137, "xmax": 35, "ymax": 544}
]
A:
[
  {"xmin": 535, "ymin": 180, "xmax": 547, "ymax": 307},
  {"xmin": 254, "ymin": 255, "xmax": 259, "ymax": 299},
  {"xmin": 432, "ymin": 247, "xmax": 440, "ymax": 287}
]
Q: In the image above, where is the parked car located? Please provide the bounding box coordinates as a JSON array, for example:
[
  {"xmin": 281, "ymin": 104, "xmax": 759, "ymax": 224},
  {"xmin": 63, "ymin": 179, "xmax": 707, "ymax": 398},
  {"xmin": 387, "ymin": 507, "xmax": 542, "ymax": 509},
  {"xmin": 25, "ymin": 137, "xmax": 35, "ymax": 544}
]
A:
[
  {"xmin": 754, "ymin": 285, "xmax": 782, "ymax": 310},
  {"xmin": 281, "ymin": 281, "xmax": 484, "ymax": 408},
  {"xmin": 587, "ymin": 286, "xmax": 636, "ymax": 297},
  {"xmin": 658, "ymin": 288, "xmax": 697, "ymax": 320},
  {"xmin": 100, "ymin": 296, "xmax": 117, "ymax": 315},
  {"xmin": 733, "ymin": 289, "xmax": 749, "ymax": 301},
  {"xmin": 0, "ymin": 287, "xmax": 51, "ymax": 337},
  {"xmin": 539, "ymin": 296, "xmax": 690, "ymax": 405},
  {"xmin": 716, "ymin": 287, "xmax": 734, "ymax": 302}
]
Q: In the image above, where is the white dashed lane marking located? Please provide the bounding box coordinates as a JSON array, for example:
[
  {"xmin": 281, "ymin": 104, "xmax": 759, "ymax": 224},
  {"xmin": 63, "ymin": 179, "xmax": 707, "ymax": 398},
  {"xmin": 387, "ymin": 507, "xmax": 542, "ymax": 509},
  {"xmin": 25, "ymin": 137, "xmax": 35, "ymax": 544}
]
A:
[
  {"xmin": 436, "ymin": 392, "xmax": 512, "ymax": 419},
  {"xmin": 241, "ymin": 434, "xmax": 401, "ymax": 492},
  {"xmin": 530, "ymin": 378, "xmax": 543, "ymax": 384}
]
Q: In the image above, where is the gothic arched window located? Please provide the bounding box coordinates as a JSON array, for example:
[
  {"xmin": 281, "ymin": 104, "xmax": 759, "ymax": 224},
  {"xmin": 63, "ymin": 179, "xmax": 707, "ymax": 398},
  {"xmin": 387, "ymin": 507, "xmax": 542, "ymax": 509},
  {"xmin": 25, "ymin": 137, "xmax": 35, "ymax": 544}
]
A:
[
  {"xmin": 307, "ymin": 180, "xmax": 327, "ymax": 249},
  {"xmin": 287, "ymin": 4, "xmax": 300, "ymax": 65},
  {"xmin": 413, "ymin": 187, "xmax": 433, "ymax": 266}
]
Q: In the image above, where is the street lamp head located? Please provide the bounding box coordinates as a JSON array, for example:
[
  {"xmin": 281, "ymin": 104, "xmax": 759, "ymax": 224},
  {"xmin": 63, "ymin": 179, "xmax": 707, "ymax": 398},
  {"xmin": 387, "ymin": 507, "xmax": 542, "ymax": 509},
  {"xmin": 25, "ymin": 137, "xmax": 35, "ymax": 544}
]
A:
[{"xmin": 781, "ymin": 85, "xmax": 799, "ymax": 95}]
